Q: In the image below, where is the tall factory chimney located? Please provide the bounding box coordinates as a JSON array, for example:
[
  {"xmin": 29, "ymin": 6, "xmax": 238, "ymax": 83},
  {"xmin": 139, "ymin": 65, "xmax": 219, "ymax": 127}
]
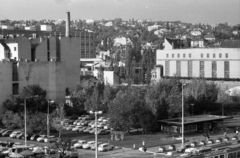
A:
[{"xmin": 66, "ymin": 12, "xmax": 70, "ymax": 37}]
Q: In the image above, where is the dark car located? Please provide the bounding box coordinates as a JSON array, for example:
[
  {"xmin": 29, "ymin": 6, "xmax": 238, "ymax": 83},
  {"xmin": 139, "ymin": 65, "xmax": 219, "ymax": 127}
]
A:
[
  {"xmin": 30, "ymin": 135, "xmax": 40, "ymax": 141},
  {"xmin": 22, "ymin": 134, "xmax": 32, "ymax": 140},
  {"xmin": 2, "ymin": 130, "xmax": 13, "ymax": 137}
]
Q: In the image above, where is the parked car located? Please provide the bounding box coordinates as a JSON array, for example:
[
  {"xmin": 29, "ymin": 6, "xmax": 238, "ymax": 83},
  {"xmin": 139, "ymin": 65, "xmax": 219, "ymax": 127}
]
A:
[
  {"xmin": 16, "ymin": 133, "xmax": 24, "ymax": 139},
  {"xmin": 83, "ymin": 127, "xmax": 92, "ymax": 133},
  {"xmin": 22, "ymin": 134, "xmax": 32, "ymax": 140},
  {"xmin": 90, "ymin": 142, "xmax": 102, "ymax": 150},
  {"xmin": 37, "ymin": 135, "xmax": 47, "ymax": 142},
  {"xmin": 72, "ymin": 126, "xmax": 81, "ymax": 132},
  {"xmin": 9, "ymin": 131, "xmax": 22, "ymax": 138},
  {"xmin": 0, "ymin": 129, "xmax": 8, "ymax": 135},
  {"xmin": 73, "ymin": 140, "xmax": 87, "ymax": 148},
  {"xmin": 30, "ymin": 135, "xmax": 40, "ymax": 141},
  {"xmin": 82, "ymin": 141, "xmax": 95, "ymax": 149},
  {"xmin": 44, "ymin": 136, "xmax": 58, "ymax": 143},
  {"xmin": 2, "ymin": 130, "xmax": 13, "ymax": 137},
  {"xmin": 98, "ymin": 143, "xmax": 114, "ymax": 152},
  {"xmin": 97, "ymin": 129, "xmax": 110, "ymax": 135},
  {"xmin": 78, "ymin": 127, "xmax": 87, "ymax": 133}
]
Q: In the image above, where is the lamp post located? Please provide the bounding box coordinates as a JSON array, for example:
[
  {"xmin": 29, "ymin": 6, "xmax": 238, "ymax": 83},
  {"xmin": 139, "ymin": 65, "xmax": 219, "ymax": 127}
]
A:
[
  {"xmin": 89, "ymin": 110, "xmax": 102, "ymax": 158},
  {"xmin": 182, "ymin": 83, "xmax": 186, "ymax": 147},
  {"xmin": 47, "ymin": 100, "xmax": 54, "ymax": 138}
]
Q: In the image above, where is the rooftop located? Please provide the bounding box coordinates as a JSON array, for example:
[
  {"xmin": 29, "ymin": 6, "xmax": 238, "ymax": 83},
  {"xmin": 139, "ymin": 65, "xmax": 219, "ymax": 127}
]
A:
[{"xmin": 159, "ymin": 115, "xmax": 233, "ymax": 125}]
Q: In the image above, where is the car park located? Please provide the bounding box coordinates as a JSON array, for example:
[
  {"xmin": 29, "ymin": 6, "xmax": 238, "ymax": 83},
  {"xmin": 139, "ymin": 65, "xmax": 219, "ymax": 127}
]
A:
[
  {"xmin": 83, "ymin": 127, "xmax": 92, "ymax": 133},
  {"xmin": 2, "ymin": 130, "xmax": 13, "ymax": 137},
  {"xmin": 78, "ymin": 127, "xmax": 87, "ymax": 133},
  {"xmin": 97, "ymin": 129, "xmax": 110, "ymax": 135},
  {"xmin": 72, "ymin": 126, "xmax": 81, "ymax": 132},
  {"xmin": 9, "ymin": 131, "xmax": 22, "ymax": 138},
  {"xmin": 98, "ymin": 143, "xmax": 114, "ymax": 152},
  {"xmin": 82, "ymin": 141, "xmax": 95, "ymax": 149},
  {"xmin": 22, "ymin": 134, "xmax": 32, "ymax": 140},
  {"xmin": 89, "ymin": 129, "xmax": 95, "ymax": 134},
  {"xmin": 0, "ymin": 129, "xmax": 8, "ymax": 135}
]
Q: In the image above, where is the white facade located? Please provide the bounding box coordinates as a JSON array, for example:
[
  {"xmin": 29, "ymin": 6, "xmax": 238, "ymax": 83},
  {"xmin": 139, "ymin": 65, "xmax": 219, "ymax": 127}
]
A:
[
  {"xmin": 1, "ymin": 25, "xmax": 14, "ymax": 30},
  {"xmin": 25, "ymin": 26, "xmax": 36, "ymax": 31},
  {"xmin": 6, "ymin": 43, "xmax": 18, "ymax": 60},
  {"xmin": 156, "ymin": 48, "xmax": 240, "ymax": 80},
  {"xmin": 191, "ymin": 40, "xmax": 204, "ymax": 48},
  {"xmin": 40, "ymin": 25, "xmax": 52, "ymax": 31},
  {"xmin": 190, "ymin": 30, "xmax": 202, "ymax": 36},
  {"xmin": 105, "ymin": 21, "xmax": 113, "ymax": 27},
  {"xmin": 148, "ymin": 25, "xmax": 159, "ymax": 31},
  {"xmin": 163, "ymin": 38, "xmax": 173, "ymax": 50},
  {"xmin": 93, "ymin": 70, "xmax": 119, "ymax": 85},
  {"xmin": 86, "ymin": 19, "xmax": 94, "ymax": 25}
]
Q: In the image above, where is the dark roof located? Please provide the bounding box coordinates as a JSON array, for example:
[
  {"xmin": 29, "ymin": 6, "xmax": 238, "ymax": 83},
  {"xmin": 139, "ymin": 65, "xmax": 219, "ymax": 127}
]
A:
[
  {"xmin": 221, "ymin": 40, "xmax": 240, "ymax": 48},
  {"xmin": 0, "ymin": 40, "xmax": 10, "ymax": 50},
  {"xmin": 166, "ymin": 38, "xmax": 184, "ymax": 49},
  {"xmin": 204, "ymin": 34, "xmax": 215, "ymax": 39},
  {"xmin": 30, "ymin": 37, "xmax": 46, "ymax": 48},
  {"xmin": 5, "ymin": 37, "xmax": 26, "ymax": 43},
  {"xmin": 158, "ymin": 115, "xmax": 232, "ymax": 126}
]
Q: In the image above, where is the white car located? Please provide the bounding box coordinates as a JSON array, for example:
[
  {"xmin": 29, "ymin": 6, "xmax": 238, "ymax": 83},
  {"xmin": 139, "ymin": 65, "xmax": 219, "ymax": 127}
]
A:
[
  {"xmin": 44, "ymin": 136, "xmax": 57, "ymax": 143},
  {"xmin": 65, "ymin": 125, "xmax": 74, "ymax": 131},
  {"xmin": 9, "ymin": 131, "xmax": 22, "ymax": 138},
  {"xmin": 98, "ymin": 143, "xmax": 114, "ymax": 152},
  {"xmin": 72, "ymin": 127, "xmax": 81, "ymax": 132},
  {"xmin": 37, "ymin": 135, "xmax": 47, "ymax": 142},
  {"xmin": 82, "ymin": 141, "xmax": 95, "ymax": 149},
  {"xmin": 73, "ymin": 140, "xmax": 87, "ymax": 148}
]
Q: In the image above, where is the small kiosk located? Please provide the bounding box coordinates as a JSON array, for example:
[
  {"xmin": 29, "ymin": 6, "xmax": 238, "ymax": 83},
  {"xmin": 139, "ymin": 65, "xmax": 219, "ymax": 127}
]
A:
[{"xmin": 159, "ymin": 115, "xmax": 232, "ymax": 134}]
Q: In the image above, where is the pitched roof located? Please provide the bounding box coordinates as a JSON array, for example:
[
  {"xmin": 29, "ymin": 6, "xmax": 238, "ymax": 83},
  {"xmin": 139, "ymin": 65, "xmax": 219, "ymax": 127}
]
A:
[
  {"xmin": 221, "ymin": 40, "xmax": 240, "ymax": 48},
  {"xmin": 0, "ymin": 40, "xmax": 10, "ymax": 50}
]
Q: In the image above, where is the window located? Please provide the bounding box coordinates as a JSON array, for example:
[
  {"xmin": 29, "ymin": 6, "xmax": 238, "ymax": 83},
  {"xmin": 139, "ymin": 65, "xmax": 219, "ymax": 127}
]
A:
[
  {"xmin": 200, "ymin": 61, "xmax": 204, "ymax": 77},
  {"xmin": 166, "ymin": 54, "xmax": 169, "ymax": 58},
  {"xmin": 172, "ymin": 54, "xmax": 174, "ymax": 58},
  {"xmin": 177, "ymin": 54, "xmax": 180, "ymax": 58},
  {"xmin": 220, "ymin": 155, "xmax": 224, "ymax": 158},
  {"xmin": 14, "ymin": 47, "xmax": 16, "ymax": 51},
  {"xmin": 225, "ymin": 53, "xmax": 228, "ymax": 58},
  {"xmin": 189, "ymin": 54, "xmax": 191, "ymax": 58},
  {"xmin": 219, "ymin": 53, "xmax": 222, "ymax": 58},
  {"xmin": 165, "ymin": 61, "xmax": 170, "ymax": 76},
  {"xmin": 224, "ymin": 61, "xmax": 229, "ymax": 78},
  {"xmin": 201, "ymin": 54, "xmax": 203, "ymax": 58},
  {"xmin": 188, "ymin": 61, "xmax": 192, "ymax": 77},
  {"xmin": 207, "ymin": 54, "xmax": 209, "ymax": 58},
  {"xmin": 237, "ymin": 151, "xmax": 240, "ymax": 158},
  {"xmin": 213, "ymin": 54, "xmax": 216, "ymax": 58},
  {"xmin": 183, "ymin": 54, "xmax": 186, "ymax": 58},
  {"xmin": 176, "ymin": 61, "xmax": 181, "ymax": 76},
  {"xmin": 12, "ymin": 83, "xmax": 19, "ymax": 95},
  {"xmin": 212, "ymin": 61, "xmax": 217, "ymax": 78}
]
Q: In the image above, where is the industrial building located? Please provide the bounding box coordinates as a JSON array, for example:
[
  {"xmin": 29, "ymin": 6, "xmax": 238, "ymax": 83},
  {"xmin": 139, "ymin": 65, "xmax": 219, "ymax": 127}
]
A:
[{"xmin": 0, "ymin": 12, "xmax": 96, "ymax": 113}]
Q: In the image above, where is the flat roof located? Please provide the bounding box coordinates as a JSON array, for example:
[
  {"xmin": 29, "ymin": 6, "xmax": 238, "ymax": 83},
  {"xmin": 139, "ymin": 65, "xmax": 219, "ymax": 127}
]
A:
[{"xmin": 159, "ymin": 115, "xmax": 233, "ymax": 126}]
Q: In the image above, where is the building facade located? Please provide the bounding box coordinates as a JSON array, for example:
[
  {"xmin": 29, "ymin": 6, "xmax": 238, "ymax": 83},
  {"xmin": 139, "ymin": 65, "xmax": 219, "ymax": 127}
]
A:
[{"xmin": 156, "ymin": 48, "xmax": 240, "ymax": 80}]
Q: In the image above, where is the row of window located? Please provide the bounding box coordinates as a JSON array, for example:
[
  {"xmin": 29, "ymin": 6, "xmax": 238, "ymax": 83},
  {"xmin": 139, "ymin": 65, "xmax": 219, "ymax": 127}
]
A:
[
  {"xmin": 165, "ymin": 61, "xmax": 230, "ymax": 78},
  {"xmin": 166, "ymin": 53, "xmax": 228, "ymax": 58}
]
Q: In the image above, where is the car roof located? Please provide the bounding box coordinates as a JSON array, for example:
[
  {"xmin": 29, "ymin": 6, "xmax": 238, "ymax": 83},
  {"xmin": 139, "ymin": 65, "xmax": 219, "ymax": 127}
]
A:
[
  {"xmin": 87, "ymin": 141, "xmax": 95, "ymax": 143},
  {"xmin": 99, "ymin": 143, "xmax": 109, "ymax": 146}
]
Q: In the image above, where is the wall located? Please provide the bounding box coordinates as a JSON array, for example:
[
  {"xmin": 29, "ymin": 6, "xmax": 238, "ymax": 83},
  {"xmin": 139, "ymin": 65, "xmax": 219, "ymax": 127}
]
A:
[
  {"xmin": 7, "ymin": 43, "xmax": 18, "ymax": 60},
  {"xmin": 18, "ymin": 37, "xmax": 31, "ymax": 61},
  {"xmin": 60, "ymin": 37, "xmax": 80, "ymax": 91},
  {"xmin": 0, "ymin": 61, "xmax": 12, "ymax": 113},
  {"xmin": 0, "ymin": 44, "xmax": 5, "ymax": 60},
  {"xmin": 18, "ymin": 61, "xmax": 65, "ymax": 103},
  {"xmin": 35, "ymin": 38, "xmax": 48, "ymax": 61}
]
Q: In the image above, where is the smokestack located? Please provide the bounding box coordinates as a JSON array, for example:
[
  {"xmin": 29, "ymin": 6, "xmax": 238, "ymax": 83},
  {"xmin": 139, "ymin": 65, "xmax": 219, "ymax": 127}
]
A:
[{"xmin": 66, "ymin": 12, "xmax": 70, "ymax": 37}]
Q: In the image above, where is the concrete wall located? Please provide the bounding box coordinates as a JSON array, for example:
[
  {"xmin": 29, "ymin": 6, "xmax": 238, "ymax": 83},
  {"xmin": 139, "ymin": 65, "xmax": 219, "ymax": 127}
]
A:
[
  {"xmin": 18, "ymin": 37, "xmax": 31, "ymax": 61},
  {"xmin": 0, "ymin": 61, "xmax": 12, "ymax": 113},
  {"xmin": 156, "ymin": 48, "xmax": 240, "ymax": 79},
  {"xmin": 35, "ymin": 38, "xmax": 48, "ymax": 61},
  {"xmin": 18, "ymin": 61, "xmax": 65, "ymax": 103},
  {"xmin": 60, "ymin": 37, "xmax": 80, "ymax": 91}
]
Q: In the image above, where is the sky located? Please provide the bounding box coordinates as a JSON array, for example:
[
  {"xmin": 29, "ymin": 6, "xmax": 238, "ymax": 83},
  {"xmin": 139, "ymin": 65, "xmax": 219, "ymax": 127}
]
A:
[{"xmin": 0, "ymin": 0, "xmax": 240, "ymax": 25}]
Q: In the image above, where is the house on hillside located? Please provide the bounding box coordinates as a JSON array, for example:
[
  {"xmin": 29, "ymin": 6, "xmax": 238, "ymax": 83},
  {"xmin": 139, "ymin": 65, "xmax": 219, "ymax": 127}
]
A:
[
  {"xmin": 191, "ymin": 38, "xmax": 205, "ymax": 48},
  {"xmin": 204, "ymin": 34, "xmax": 215, "ymax": 42}
]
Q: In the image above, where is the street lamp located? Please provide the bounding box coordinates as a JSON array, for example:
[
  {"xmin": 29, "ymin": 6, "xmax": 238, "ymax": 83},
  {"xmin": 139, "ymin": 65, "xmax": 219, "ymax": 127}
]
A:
[
  {"xmin": 182, "ymin": 83, "xmax": 186, "ymax": 147},
  {"xmin": 47, "ymin": 100, "xmax": 54, "ymax": 138},
  {"xmin": 89, "ymin": 110, "xmax": 102, "ymax": 158},
  {"xmin": 16, "ymin": 95, "xmax": 38, "ymax": 146}
]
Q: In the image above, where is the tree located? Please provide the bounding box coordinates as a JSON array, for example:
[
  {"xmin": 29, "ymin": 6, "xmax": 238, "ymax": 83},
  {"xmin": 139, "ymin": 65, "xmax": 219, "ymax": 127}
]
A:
[
  {"xmin": 1, "ymin": 110, "xmax": 23, "ymax": 129},
  {"xmin": 217, "ymin": 89, "xmax": 232, "ymax": 115},
  {"xmin": 52, "ymin": 103, "xmax": 66, "ymax": 138}
]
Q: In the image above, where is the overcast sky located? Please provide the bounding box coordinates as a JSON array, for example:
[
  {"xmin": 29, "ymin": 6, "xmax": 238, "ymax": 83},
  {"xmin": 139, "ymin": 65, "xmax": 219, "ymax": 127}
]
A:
[{"xmin": 0, "ymin": 0, "xmax": 239, "ymax": 25}]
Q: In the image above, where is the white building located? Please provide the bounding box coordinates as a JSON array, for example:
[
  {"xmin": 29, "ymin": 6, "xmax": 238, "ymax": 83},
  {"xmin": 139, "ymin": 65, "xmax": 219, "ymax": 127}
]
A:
[
  {"xmin": 105, "ymin": 21, "xmax": 113, "ymax": 27},
  {"xmin": 1, "ymin": 25, "xmax": 14, "ymax": 30},
  {"xmin": 25, "ymin": 26, "xmax": 36, "ymax": 31},
  {"xmin": 114, "ymin": 37, "xmax": 132, "ymax": 46},
  {"xmin": 148, "ymin": 25, "xmax": 159, "ymax": 31},
  {"xmin": 155, "ymin": 48, "xmax": 240, "ymax": 80},
  {"xmin": 40, "ymin": 25, "xmax": 52, "ymax": 31},
  {"xmin": 86, "ymin": 19, "xmax": 94, "ymax": 25}
]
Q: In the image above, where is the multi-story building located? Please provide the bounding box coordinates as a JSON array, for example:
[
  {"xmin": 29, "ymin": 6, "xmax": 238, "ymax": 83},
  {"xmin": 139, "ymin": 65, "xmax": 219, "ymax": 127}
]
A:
[{"xmin": 156, "ymin": 48, "xmax": 240, "ymax": 80}]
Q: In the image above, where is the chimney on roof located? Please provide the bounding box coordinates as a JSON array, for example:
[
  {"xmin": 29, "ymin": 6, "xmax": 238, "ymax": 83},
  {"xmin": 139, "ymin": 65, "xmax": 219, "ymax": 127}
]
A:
[{"xmin": 66, "ymin": 12, "xmax": 70, "ymax": 37}]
